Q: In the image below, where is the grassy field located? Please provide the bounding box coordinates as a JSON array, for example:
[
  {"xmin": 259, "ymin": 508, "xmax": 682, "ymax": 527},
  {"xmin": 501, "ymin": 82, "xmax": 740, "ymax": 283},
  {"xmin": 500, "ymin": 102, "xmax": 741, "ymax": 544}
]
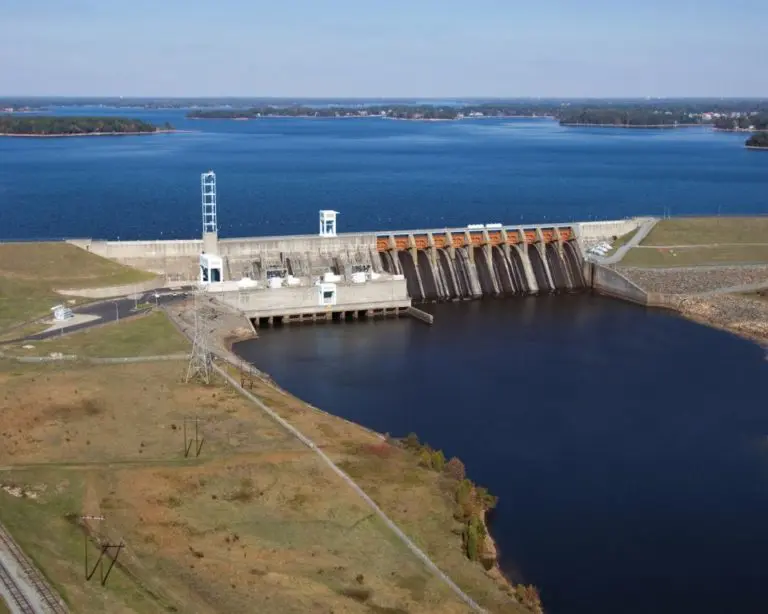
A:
[
  {"xmin": 0, "ymin": 597, "xmax": 9, "ymax": 614},
  {"xmin": 0, "ymin": 358, "xmax": 523, "ymax": 613},
  {"xmin": 0, "ymin": 242, "xmax": 156, "ymax": 332},
  {"xmin": 3, "ymin": 312, "xmax": 190, "ymax": 358},
  {"xmin": 621, "ymin": 244, "xmax": 768, "ymax": 268},
  {"xmin": 641, "ymin": 217, "xmax": 768, "ymax": 246}
]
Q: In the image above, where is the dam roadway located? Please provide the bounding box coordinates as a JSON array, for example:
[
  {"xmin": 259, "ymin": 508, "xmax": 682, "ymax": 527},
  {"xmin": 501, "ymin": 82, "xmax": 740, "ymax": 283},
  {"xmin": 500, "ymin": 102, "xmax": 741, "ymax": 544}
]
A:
[{"xmin": 69, "ymin": 218, "xmax": 646, "ymax": 327}]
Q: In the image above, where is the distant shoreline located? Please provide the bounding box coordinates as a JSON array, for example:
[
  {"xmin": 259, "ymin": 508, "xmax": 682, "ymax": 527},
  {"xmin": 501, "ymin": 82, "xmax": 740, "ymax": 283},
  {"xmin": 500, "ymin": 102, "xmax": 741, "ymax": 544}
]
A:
[
  {"xmin": 560, "ymin": 122, "xmax": 702, "ymax": 129},
  {"xmin": 0, "ymin": 129, "xmax": 185, "ymax": 138},
  {"xmin": 190, "ymin": 114, "xmax": 555, "ymax": 122},
  {"xmin": 745, "ymin": 145, "xmax": 768, "ymax": 151},
  {"xmin": 714, "ymin": 127, "xmax": 768, "ymax": 133}
]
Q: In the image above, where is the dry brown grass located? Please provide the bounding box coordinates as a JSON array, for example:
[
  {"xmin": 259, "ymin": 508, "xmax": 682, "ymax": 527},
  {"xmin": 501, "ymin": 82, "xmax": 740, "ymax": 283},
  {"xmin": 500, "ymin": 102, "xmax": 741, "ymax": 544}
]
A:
[
  {"xmin": 0, "ymin": 242, "xmax": 156, "ymax": 331},
  {"xmin": 0, "ymin": 360, "xmax": 516, "ymax": 613},
  {"xmin": 232, "ymin": 369, "xmax": 526, "ymax": 613}
]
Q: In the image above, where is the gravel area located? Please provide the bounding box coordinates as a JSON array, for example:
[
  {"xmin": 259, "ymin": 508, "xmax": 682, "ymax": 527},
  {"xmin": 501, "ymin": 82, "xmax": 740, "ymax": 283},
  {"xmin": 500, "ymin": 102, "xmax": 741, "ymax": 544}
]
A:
[{"xmin": 616, "ymin": 265, "xmax": 768, "ymax": 295}]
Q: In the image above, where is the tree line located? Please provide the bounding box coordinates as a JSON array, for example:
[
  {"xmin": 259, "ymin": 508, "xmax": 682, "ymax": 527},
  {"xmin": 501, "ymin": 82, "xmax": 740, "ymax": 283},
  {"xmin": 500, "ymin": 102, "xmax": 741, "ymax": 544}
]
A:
[
  {"xmin": 713, "ymin": 113, "xmax": 768, "ymax": 131},
  {"xmin": 558, "ymin": 108, "xmax": 698, "ymax": 127},
  {"xmin": 188, "ymin": 103, "xmax": 559, "ymax": 120},
  {"xmin": 0, "ymin": 116, "xmax": 169, "ymax": 135}
]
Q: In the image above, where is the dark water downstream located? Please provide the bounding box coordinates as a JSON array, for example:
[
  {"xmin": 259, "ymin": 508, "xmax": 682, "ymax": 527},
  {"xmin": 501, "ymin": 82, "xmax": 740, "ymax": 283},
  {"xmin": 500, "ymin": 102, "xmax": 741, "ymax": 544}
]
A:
[{"xmin": 235, "ymin": 295, "xmax": 768, "ymax": 614}]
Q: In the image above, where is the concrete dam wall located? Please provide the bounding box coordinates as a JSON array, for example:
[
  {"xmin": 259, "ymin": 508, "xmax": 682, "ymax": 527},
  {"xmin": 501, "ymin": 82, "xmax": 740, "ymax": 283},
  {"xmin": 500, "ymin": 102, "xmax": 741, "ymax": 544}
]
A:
[
  {"xmin": 377, "ymin": 226, "xmax": 586, "ymax": 301},
  {"xmin": 69, "ymin": 218, "xmax": 646, "ymax": 326}
]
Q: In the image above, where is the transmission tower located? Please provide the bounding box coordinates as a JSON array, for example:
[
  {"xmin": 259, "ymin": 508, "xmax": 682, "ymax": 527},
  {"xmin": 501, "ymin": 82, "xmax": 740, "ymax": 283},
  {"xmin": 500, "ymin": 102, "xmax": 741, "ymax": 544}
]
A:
[{"xmin": 185, "ymin": 292, "xmax": 212, "ymax": 384}]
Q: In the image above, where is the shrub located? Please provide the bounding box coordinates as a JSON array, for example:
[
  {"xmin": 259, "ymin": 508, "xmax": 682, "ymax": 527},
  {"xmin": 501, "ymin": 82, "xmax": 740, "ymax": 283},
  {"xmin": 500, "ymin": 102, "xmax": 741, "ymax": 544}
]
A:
[
  {"xmin": 455, "ymin": 479, "xmax": 474, "ymax": 520},
  {"xmin": 515, "ymin": 584, "xmax": 543, "ymax": 613},
  {"xmin": 465, "ymin": 517, "xmax": 480, "ymax": 561},
  {"xmin": 475, "ymin": 486, "xmax": 498, "ymax": 511},
  {"xmin": 403, "ymin": 432, "xmax": 420, "ymax": 451},
  {"xmin": 418, "ymin": 449, "xmax": 433, "ymax": 469},
  {"xmin": 444, "ymin": 457, "xmax": 466, "ymax": 481},
  {"xmin": 431, "ymin": 450, "xmax": 446, "ymax": 472}
]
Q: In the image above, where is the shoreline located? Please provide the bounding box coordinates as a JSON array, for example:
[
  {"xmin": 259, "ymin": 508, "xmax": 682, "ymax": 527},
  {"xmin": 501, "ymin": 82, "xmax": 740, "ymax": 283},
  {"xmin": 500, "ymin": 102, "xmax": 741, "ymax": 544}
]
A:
[
  {"xmin": 189, "ymin": 114, "xmax": 555, "ymax": 122},
  {"xmin": 745, "ymin": 145, "xmax": 768, "ymax": 151},
  {"xmin": 560, "ymin": 122, "xmax": 702, "ymax": 129},
  {"xmin": 220, "ymin": 333, "xmax": 528, "ymax": 610},
  {"xmin": 0, "ymin": 129, "xmax": 186, "ymax": 138},
  {"xmin": 714, "ymin": 127, "xmax": 768, "ymax": 133}
]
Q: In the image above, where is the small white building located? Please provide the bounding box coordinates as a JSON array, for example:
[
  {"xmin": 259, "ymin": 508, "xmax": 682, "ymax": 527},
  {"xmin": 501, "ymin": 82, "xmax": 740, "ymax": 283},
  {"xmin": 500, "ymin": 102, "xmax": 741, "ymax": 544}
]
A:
[
  {"xmin": 319, "ymin": 210, "xmax": 339, "ymax": 237},
  {"xmin": 51, "ymin": 304, "xmax": 74, "ymax": 321},
  {"xmin": 200, "ymin": 253, "xmax": 223, "ymax": 284},
  {"xmin": 317, "ymin": 282, "xmax": 337, "ymax": 306}
]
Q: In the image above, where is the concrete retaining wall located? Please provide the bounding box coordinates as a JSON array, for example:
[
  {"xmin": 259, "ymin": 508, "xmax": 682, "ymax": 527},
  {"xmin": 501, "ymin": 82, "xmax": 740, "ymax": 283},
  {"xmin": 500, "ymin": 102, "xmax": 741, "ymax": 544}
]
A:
[
  {"xmin": 56, "ymin": 276, "xmax": 164, "ymax": 299},
  {"xmin": 575, "ymin": 218, "xmax": 651, "ymax": 243},
  {"xmin": 591, "ymin": 264, "xmax": 649, "ymax": 305},
  {"xmin": 219, "ymin": 233, "xmax": 377, "ymax": 256},
  {"xmin": 216, "ymin": 279, "xmax": 410, "ymax": 317}
]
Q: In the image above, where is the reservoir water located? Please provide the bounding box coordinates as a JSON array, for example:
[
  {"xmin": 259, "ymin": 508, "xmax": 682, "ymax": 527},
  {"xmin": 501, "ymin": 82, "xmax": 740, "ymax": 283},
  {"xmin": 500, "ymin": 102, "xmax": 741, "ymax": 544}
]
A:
[
  {"xmin": 2, "ymin": 110, "xmax": 768, "ymax": 613},
  {"xmin": 236, "ymin": 297, "xmax": 768, "ymax": 614},
  {"xmin": 0, "ymin": 109, "xmax": 767, "ymax": 240}
]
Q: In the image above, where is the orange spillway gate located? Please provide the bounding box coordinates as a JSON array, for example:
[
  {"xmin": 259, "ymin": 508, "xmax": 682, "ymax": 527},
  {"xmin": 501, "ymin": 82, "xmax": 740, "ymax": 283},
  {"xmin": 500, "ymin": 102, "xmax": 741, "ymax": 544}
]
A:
[
  {"xmin": 394, "ymin": 235, "xmax": 409, "ymax": 250},
  {"xmin": 559, "ymin": 228, "xmax": 573, "ymax": 241},
  {"xmin": 413, "ymin": 235, "xmax": 429, "ymax": 249},
  {"xmin": 376, "ymin": 237, "xmax": 390, "ymax": 251},
  {"xmin": 541, "ymin": 229, "xmax": 555, "ymax": 243},
  {"xmin": 452, "ymin": 234, "xmax": 465, "ymax": 248},
  {"xmin": 524, "ymin": 230, "xmax": 537, "ymax": 244},
  {"xmin": 487, "ymin": 231, "xmax": 502, "ymax": 245},
  {"xmin": 433, "ymin": 234, "xmax": 447, "ymax": 248}
]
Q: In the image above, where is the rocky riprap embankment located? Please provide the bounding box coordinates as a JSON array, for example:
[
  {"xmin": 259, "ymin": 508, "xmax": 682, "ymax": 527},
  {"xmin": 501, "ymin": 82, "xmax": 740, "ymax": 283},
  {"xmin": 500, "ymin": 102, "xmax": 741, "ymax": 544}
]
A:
[
  {"xmin": 615, "ymin": 265, "xmax": 768, "ymax": 344},
  {"xmin": 677, "ymin": 294, "xmax": 768, "ymax": 343},
  {"xmin": 616, "ymin": 265, "xmax": 768, "ymax": 295}
]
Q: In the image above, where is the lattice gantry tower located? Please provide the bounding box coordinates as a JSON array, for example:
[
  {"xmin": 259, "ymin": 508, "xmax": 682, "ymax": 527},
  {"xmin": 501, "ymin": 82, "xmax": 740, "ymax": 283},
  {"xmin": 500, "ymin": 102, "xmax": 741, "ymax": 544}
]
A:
[{"xmin": 201, "ymin": 171, "xmax": 219, "ymax": 254}]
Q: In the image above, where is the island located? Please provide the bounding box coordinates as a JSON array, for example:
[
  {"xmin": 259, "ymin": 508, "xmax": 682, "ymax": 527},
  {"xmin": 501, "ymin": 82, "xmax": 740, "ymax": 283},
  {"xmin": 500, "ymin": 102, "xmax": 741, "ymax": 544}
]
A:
[
  {"xmin": 0, "ymin": 116, "xmax": 173, "ymax": 137},
  {"xmin": 746, "ymin": 132, "xmax": 768, "ymax": 149}
]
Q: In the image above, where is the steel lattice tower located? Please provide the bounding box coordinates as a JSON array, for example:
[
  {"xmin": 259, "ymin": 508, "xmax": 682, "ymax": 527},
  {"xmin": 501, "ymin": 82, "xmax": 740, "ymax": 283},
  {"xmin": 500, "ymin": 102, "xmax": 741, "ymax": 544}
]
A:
[
  {"xmin": 185, "ymin": 293, "xmax": 212, "ymax": 385},
  {"xmin": 201, "ymin": 171, "xmax": 217, "ymax": 235}
]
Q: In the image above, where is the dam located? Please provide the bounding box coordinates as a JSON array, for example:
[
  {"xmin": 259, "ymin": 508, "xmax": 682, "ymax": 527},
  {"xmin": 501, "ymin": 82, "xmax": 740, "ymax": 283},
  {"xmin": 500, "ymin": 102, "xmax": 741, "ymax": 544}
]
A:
[{"xmin": 67, "ymin": 172, "xmax": 646, "ymax": 328}]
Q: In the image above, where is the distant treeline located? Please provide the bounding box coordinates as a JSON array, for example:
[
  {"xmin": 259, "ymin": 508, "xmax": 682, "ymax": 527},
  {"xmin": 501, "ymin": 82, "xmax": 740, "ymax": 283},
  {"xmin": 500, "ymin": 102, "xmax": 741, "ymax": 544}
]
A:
[
  {"xmin": 558, "ymin": 108, "xmax": 698, "ymax": 127},
  {"xmin": 0, "ymin": 116, "xmax": 170, "ymax": 135},
  {"xmin": 714, "ymin": 114, "xmax": 768, "ymax": 131},
  {"xmin": 188, "ymin": 103, "xmax": 558, "ymax": 120},
  {"xmin": 188, "ymin": 100, "xmax": 768, "ymax": 125},
  {"xmin": 746, "ymin": 132, "xmax": 768, "ymax": 148}
]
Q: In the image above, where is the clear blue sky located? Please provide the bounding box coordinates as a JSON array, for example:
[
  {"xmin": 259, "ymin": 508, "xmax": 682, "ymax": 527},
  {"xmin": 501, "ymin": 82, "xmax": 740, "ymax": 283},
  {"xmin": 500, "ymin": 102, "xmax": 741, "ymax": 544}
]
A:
[{"xmin": 2, "ymin": 0, "xmax": 766, "ymax": 97}]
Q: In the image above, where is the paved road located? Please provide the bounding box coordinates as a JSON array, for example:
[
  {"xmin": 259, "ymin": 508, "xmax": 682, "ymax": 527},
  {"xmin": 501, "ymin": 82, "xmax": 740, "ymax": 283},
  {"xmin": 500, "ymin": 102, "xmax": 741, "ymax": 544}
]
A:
[
  {"xmin": 2, "ymin": 288, "xmax": 192, "ymax": 345},
  {"xmin": 592, "ymin": 217, "xmax": 658, "ymax": 265}
]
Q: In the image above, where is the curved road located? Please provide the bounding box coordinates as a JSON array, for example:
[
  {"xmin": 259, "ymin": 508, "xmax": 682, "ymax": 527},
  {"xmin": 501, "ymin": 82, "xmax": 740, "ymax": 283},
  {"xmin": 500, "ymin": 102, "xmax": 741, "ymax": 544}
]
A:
[
  {"xmin": 592, "ymin": 217, "xmax": 658, "ymax": 265},
  {"xmin": 2, "ymin": 288, "xmax": 193, "ymax": 345}
]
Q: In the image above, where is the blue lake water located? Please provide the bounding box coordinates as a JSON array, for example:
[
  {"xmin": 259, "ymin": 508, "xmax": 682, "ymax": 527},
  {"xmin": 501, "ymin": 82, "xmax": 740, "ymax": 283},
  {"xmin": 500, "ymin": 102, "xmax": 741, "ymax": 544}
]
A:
[
  {"xmin": 0, "ymin": 108, "xmax": 766, "ymax": 240},
  {"xmin": 3, "ymin": 110, "xmax": 768, "ymax": 613},
  {"xmin": 235, "ymin": 297, "xmax": 768, "ymax": 614}
]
